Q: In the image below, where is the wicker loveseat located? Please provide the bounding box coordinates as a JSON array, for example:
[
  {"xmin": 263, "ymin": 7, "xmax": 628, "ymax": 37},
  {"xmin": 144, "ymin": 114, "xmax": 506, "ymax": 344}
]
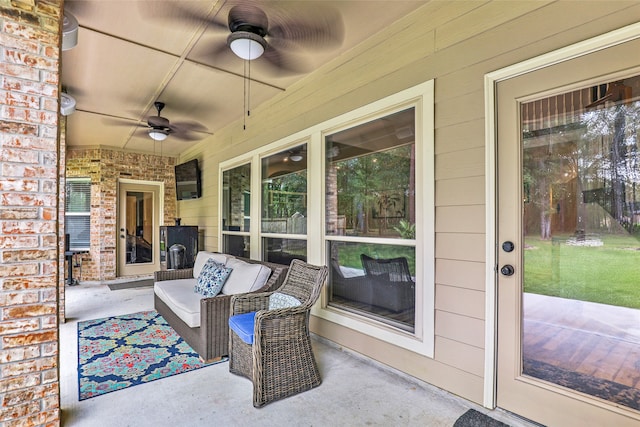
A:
[{"xmin": 154, "ymin": 252, "xmax": 287, "ymax": 362}]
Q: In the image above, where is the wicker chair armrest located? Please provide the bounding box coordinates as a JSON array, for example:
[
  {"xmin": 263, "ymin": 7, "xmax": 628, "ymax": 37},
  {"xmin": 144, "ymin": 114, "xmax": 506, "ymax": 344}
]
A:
[
  {"xmin": 154, "ymin": 268, "xmax": 194, "ymax": 282},
  {"xmin": 254, "ymin": 307, "xmax": 310, "ymax": 337},
  {"xmin": 230, "ymin": 292, "xmax": 272, "ymax": 315}
]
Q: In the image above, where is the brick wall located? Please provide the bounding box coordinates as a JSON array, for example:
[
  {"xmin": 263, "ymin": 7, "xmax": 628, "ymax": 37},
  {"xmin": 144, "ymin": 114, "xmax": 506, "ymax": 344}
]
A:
[
  {"xmin": 66, "ymin": 148, "xmax": 177, "ymax": 281},
  {"xmin": 0, "ymin": 1, "xmax": 61, "ymax": 426}
]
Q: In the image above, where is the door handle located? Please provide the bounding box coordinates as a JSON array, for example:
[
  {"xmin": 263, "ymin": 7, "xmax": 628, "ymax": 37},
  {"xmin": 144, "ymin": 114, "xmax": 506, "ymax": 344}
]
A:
[{"xmin": 500, "ymin": 265, "xmax": 515, "ymax": 276}]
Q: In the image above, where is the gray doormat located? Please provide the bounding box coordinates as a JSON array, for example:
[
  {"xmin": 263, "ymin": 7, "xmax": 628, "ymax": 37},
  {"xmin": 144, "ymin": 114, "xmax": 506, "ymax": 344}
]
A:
[
  {"xmin": 108, "ymin": 279, "xmax": 154, "ymax": 291},
  {"xmin": 453, "ymin": 409, "xmax": 510, "ymax": 427}
]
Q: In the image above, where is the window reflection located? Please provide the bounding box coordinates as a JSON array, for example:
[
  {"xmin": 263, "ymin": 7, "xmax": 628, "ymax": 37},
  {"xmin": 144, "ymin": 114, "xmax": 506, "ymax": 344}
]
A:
[
  {"xmin": 262, "ymin": 237, "xmax": 307, "ymax": 265},
  {"xmin": 222, "ymin": 164, "xmax": 251, "ymax": 232},
  {"xmin": 261, "ymin": 143, "xmax": 307, "ymax": 234},
  {"xmin": 328, "ymin": 241, "xmax": 415, "ymax": 332},
  {"xmin": 326, "ymin": 108, "xmax": 415, "ymax": 238}
]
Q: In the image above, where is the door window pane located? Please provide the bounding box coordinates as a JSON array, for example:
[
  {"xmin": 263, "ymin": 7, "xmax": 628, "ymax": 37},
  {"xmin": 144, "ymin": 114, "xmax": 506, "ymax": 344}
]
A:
[
  {"xmin": 521, "ymin": 76, "xmax": 640, "ymax": 409},
  {"xmin": 125, "ymin": 191, "xmax": 153, "ymax": 264},
  {"xmin": 326, "ymin": 108, "xmax": 415, "ymax": 238}
]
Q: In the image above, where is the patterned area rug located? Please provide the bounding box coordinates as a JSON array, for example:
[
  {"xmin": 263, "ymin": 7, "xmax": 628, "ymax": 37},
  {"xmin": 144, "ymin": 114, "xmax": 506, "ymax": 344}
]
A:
[{"xmin": 78, "ymin": 310, "xmax": 226, "ymax": 400}]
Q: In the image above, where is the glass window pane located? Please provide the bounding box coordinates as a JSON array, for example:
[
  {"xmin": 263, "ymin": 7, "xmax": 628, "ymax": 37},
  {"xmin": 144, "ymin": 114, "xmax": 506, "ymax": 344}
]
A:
[
  {"xmin": 224, "ymin": 234, "xmax": 249, "ymax": 258},
  {"xmin": 325, "ymin": 108, "xmax": 415, "ymax": 238},
  {"xmin": 65, "ymin": 216, "xmax": 90, "ymax": 251},
  {"xmin": 327, "ymin": 241, "xmax": 415, "ymax": 332},
  {"xmin": 261, "ymin": 143, "xmax": 307, "ymax": 234},
  {"xmin": 262, "ymin": 237, "xmax": 307, "ymax": 265},
  {"xmin": 66, "ymin": 178, "xmax": 90, "ymax": 212},
  {"xmin": 222, "ymin": 164, "xmax": 251, "ymax": 232}
]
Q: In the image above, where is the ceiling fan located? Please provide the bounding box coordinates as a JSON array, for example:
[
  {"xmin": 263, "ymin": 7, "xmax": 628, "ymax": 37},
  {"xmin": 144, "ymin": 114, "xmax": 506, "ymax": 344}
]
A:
[
  {"xmin": 105, "ymin": 101, "xmax": 209, "ymax": 142},
  {"xmin": 150, "ymin": 2, "xmax": 345, "ymax": 75},
  {"xmin": 220, "ymin": 3, "xmax": 344, "ymax": 73},
  {"xmin": 146, "ymin": 101, "xmax": 173, "ymax": 141}
]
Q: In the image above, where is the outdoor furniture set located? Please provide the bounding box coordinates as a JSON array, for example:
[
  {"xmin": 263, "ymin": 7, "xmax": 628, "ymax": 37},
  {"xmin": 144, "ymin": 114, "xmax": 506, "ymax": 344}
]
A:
[{"xmin": 154, "ymin": 251, "xmax": 405, "ymax": 407}]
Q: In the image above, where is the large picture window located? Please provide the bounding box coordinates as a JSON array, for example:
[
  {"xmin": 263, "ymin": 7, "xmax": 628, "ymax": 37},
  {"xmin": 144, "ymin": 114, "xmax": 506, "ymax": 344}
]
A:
[
  {"xmin": 325, "ymin": 108, "xmax": 417, "ymax": 332},
  {"xmin": 218, "ymin": 80, "xmax": 433, "ymax": 355}
]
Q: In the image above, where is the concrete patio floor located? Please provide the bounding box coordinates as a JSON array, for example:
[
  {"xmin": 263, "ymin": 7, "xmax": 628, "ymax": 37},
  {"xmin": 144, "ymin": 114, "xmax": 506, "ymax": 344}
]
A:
[{"xmin": 59, "ymin": 281, "xmax": 539, "ymax": 427}]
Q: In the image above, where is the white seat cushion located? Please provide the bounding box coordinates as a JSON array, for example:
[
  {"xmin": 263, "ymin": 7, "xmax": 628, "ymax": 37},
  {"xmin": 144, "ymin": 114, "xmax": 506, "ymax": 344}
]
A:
[
  {"xmin": 221, "ymin": 258, "xmax": 272, "ymax": 295},
  {"xmin": 192, "ymin": 252, "xmax": 229, "ymax": 278},
  {"xmin": 154, "ymin": 279, "xmax": 203, "ymax": 328}
]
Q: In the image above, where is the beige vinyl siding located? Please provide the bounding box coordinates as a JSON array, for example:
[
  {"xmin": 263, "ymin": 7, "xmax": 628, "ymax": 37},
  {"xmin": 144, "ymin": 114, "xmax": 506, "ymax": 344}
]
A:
[
  {"xmin": 436, "ymin": 259, "xmax": 486, "ymax": 292},
  {"xmin": 436, "ymin": 336, "xmax": 485, "ymax": 377},
  {"xmin": 436, "ymin": 206, "xmax": 485, "ymax": 234},
  {"xmin": 177, "ymin": 1, "xmax": 640, "ymax": 405},
  {"xmin": 436, "ymin": 176, "xmax": 485, "ymax": 206},
  {"xmin": 436, "ymin": 285, "xmax": 484, "ymax": 320}
]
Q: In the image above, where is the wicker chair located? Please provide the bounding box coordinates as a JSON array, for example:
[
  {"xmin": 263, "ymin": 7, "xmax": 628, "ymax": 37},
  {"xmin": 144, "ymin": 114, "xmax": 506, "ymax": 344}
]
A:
[{"xmin": 228, "ymin": 259, "xmax": 329, "ymax": 407}]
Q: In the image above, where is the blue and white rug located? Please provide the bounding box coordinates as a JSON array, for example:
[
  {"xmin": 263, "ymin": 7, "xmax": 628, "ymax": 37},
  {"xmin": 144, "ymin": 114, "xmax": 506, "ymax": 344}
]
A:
[{"xmin": 77, "ymin": 310, "xmax": 226, "ymax": 400}]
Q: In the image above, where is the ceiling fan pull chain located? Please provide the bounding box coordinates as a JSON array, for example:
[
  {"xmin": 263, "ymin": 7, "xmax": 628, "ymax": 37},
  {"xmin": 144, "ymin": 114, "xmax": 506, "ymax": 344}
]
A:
[{"xmin": 243, "ymin": 60, "xmax": 247, "ymax": 130}]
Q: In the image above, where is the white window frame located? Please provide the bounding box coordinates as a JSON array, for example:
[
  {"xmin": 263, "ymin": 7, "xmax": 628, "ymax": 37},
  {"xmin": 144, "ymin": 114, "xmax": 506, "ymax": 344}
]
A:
[
  {"xmin": 260, "ymin": 141, "xmax": 310, "ymax": 262},
  {"xmin": 65, "ymin": 177, "xmax": 91, "ymax": 252},
  {"xmin": 219, "ymin": 80, "xmax": 434, "ymax": 356}
]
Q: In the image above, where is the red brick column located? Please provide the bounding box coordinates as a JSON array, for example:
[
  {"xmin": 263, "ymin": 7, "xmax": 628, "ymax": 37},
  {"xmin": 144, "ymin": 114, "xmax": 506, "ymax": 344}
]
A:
[{"xmin": 0, "ymin": 1, "xmax": 62, "ymax": 425}]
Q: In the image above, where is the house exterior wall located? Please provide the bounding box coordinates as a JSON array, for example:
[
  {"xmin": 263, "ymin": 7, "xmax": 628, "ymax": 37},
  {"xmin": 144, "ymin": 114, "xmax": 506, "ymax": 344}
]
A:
[
  {"xmin": 0, "ymin": 1, "xmax": 62, "ymax": 425},
  {"xmin": 65, "ymin": 148, "xmax": 177, "ymax": 281},
  {"xmin": 176, "ymin": 1, "xmax": 640, "ymax": 407}
]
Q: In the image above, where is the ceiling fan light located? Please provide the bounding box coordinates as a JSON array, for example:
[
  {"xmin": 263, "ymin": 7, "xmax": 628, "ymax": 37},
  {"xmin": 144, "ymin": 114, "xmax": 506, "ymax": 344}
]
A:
[
  {"xmin": 62, "ymin": 12, "xmax": 78, "ymax": 51},
  {"xmin": 148, "ymin": 128, "xmax": 169, "ymax": 141},
  {"xmin": 289, "ymin": 154, "xmax": 303, "ymax": 162},
  {"xmin": 228, "ymin": 31, "xmax": 265, "ymax": 60}
]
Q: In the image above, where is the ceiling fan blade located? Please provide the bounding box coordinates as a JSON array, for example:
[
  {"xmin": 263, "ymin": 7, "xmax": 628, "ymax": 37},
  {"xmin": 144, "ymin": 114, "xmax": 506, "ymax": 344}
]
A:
[
  {"xmin": 135, "ymin": 2, "xmax": 227, "ymax": 31},
  {"xmin": 228, "ymin": 4, "xmax": 269, "ymax": 33},
  {"xmin": 171, "ymin": 121, "xmax": 210, "ymax": 134},
  {"xmin": 260, "ymin": 46, "xmax": 312, "ymax": 76},
  {"xmin": 267, "ymin": 5, "xmax": 344, "ymax": 51}
]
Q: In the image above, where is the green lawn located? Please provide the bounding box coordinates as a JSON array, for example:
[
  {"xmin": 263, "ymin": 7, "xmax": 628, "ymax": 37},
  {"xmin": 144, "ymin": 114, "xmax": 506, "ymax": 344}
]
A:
[{"xmin": 524, "ymin": 235, "xmax": 640, "ymax": 309}]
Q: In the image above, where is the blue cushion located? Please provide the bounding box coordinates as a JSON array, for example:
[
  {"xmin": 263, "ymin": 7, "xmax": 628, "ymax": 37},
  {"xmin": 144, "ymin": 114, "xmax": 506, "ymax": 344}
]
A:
[
  {"xmin": 228, "ymin": 311, "xmax": 256, "ymax": 344},
  {"xmin": 194, "ymin": 258, "xmax": 232, "ymax": 297}
]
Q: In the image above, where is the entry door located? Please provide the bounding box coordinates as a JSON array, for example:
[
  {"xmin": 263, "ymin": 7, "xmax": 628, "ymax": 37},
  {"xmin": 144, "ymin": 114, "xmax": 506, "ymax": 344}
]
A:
[
  {"xmin": 118, "ymin": 181, "xmax": 161, "ymax": 276},
  {"xmin": 497, "ymin": 39, "xmax": 640, "ymax": 426}
]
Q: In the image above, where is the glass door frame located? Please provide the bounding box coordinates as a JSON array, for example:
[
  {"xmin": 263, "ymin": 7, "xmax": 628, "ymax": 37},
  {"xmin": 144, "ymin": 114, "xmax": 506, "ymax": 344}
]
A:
[
  {"xmin": 117, "ymin": 179, "xmax": 164, "ymax": 277},
  {"xmin": 484, "ymin": 22, "xmax": 640, "ymax": 411}
]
